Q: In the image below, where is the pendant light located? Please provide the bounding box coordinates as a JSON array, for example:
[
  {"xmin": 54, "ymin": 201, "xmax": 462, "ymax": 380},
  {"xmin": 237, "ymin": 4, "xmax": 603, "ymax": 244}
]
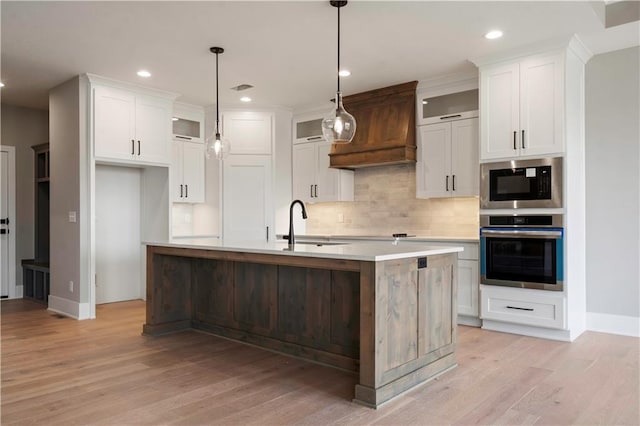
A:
[
  {"xmin": 321, "ymin": 0, "xmax": 356, "ymax": 144},
  {"xmin": 205, "ymin": 47, "xmax": 231, "ymax": 160}
]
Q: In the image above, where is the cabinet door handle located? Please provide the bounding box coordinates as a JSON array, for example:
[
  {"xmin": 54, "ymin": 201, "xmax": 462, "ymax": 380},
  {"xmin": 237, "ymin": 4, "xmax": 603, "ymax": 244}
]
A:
[
  {"xmin": 513, "ymin": 131, "xmax": 517, "ymax": 150},
  {"xmin": 180, "ymin": 184, "xmax": 183, "ymax": 198},
  {"xmin": 314, "ymin": 184, "xmax": 318, "ymax": 198},
  {"xmin": 521, "ymin": 130, "xmax": 525, "ymax": 149},
  {"xmin": 131, "ymin": 139, "xmax": 135, "ymax": 155},
  {"xmin": 310, "ymin": 185, "xmax": 313, "ymax": 198},
  {"xmin": 137, "ymin": 140, "xmax": 141, "ymax": 156},
  {"xmin": 506, "ymin": 305, "xmax": 534, "ymax": 312},
  {"xmin": 452, "ymin": 175, "xmax": 456, "ymax": 191},
  {"xmin": 185, "ymin": 185, "xmax": 188, "ymax": 198},
  {"xmin": 266, "ymin": 226, "xmax": 269, "ymax": 242},
  {"xmin": 175, "ymin": 135, "xmax": 192, "ymax": 140},
  {"xmin": 445, "ymin": 175, "xmax": 449, "ymax": 191},
  {"xmin": 307, "ymin": 136, "xmax": 322, "ymax": 141},
  {"xmin": 440, "ymin": 114, "xmax": 462, "ymax": 120}
]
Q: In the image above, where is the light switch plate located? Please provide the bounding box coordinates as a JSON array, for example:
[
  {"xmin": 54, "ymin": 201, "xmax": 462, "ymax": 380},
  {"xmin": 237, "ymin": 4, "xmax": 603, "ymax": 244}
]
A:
[{"xmin": 68, "ymin": 211, "xmax": 77, "ymax": 223}]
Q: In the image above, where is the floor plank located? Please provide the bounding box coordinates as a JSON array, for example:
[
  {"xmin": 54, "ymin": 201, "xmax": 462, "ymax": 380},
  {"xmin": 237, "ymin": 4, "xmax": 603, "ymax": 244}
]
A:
[{"xmin": 1, "ymin": 299, "xmax": 638, "ymax": 425}]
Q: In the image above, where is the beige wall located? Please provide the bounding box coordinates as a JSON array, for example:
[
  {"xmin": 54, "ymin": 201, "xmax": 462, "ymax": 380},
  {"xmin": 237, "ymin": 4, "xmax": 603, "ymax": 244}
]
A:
[
  {"xmin": 306, "ymin": 163, "xmax": 479, "ymax": 238},
  {"xmin": 585, "ymin": 46, "xmax": 639, "ymax": 319},
  {"xmin": 0, "ymin": 103, "xmax": 49, "ymax": 287}
]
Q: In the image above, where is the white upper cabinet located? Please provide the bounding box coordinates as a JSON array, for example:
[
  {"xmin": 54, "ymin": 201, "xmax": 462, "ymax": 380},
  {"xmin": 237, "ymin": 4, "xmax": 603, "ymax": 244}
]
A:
[
  {"xmin": 479, "ymin": 53, "xmax": 564, "ymax": 161},
  {"xmin": 93, "ymin": 84, "xmax": 172, "ymax": 165},
  {"xmin": 173, "ymin": 103, "xmax": 205, "ymax": 144},
  {"xmin": 171, "ymin": 140, "xmax": 205, "ymax": 204},
  {"xmin": 293, "ymin": 113, "xmax": 325, "ymax": 144},
  {"xmin": 417, "ymin": 117, "xmax": 479, "ymax": 199},
  {"xmin": 222, "ymin": 111, "xmax": 273, "ymax": 155},
  {"xmin": 292, "ymin": 140, "xmax": 353, "ymax": 203}
]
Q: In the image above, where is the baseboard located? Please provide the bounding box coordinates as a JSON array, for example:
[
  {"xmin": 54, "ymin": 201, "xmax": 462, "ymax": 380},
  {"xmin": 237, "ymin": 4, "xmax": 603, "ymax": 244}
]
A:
[
  {"xmin": 48, "ymin": 296, "xmax": 92, "ymax": 320},
  {"xmin": 482, "ymin": 319, "xmax": 574, "ymax": 342},
  {"xmin": 457, "ymin": 315, "xmax": 482, "ymax": 327},
  {"xmin": 586, "ymin": 312, "xmax": 640, "ymax": 337}
]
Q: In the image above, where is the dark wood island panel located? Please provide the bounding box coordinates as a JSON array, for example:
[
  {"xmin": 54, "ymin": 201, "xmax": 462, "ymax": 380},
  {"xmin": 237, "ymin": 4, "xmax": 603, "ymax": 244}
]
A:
[{"xmin": 143, "ymin": 244, "xmax": 458, "ymax": 408}]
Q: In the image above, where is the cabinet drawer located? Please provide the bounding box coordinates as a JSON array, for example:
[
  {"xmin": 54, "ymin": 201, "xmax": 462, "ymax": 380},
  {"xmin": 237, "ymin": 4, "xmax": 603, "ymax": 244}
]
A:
[{"xmin": 480, "ymin": 286, "xmax": 565, "ymax": 329}]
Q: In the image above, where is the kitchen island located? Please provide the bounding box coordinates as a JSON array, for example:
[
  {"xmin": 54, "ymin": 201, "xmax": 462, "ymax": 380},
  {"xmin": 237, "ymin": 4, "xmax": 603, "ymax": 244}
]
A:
[{"xmin": 143, "ymin": 239, "xmax": 462, "ymax": 408}]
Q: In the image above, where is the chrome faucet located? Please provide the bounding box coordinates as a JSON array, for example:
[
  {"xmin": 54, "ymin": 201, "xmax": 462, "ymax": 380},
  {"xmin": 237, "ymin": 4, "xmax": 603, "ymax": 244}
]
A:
[{"xmin": 288, "ymin": 199, "xmax": 307, "ymax": 248}]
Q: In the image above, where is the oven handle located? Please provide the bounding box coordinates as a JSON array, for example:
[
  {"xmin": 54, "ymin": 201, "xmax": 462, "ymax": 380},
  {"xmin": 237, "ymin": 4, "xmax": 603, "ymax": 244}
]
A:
[{"xmin": 481, "ymin": 229, "xmax": 562, "ymax": 239}]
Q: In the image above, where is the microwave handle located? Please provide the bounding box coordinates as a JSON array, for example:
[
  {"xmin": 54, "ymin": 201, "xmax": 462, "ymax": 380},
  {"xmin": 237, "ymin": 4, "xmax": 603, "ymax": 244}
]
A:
[{"xmin": 482, "ymin": 229, "xmax": 562, "ymax": 239}]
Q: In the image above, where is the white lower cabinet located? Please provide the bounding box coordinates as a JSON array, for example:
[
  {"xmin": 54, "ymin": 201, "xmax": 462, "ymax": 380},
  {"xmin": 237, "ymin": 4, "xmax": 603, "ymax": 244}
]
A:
[
  {"xmin": 480, "ymin": 285, "xmax": 565, "ymax": 329},
  {"xmin": 457, "ymin": 259, "xmax": 479, "ymax": 318},
  {"xmin": 171, "ymin": 140, "xmax": 205, "ymax": 203},
  {"xmin": 292, "ymin": 140, "xmax": 353, "ymax": 203}
]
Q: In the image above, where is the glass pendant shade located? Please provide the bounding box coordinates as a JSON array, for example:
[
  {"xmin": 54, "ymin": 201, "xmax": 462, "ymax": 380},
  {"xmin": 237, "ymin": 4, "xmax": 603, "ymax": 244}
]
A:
[
  {"xmin": 322, "ymin": 92, "xmax": 356, "ymax": 144},
  {"xmin": 205, "ymin": 132, "xmax": 230, "ymax": 160}
]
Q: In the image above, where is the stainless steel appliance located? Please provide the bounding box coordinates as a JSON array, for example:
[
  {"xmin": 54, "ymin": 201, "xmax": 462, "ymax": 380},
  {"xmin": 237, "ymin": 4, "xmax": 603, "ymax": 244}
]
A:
[
  {"xmin": 480, "ymin": 214, "xmax": 563, "ymax": 291},
  {"xmin": 480, "ymin": 157, "xmax": 562, "ymax": 209}
]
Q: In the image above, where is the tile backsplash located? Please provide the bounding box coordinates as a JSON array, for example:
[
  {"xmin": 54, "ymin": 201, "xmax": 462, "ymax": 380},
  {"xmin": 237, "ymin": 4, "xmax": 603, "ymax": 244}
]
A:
[{"xmin": 305, "ymin": 164, "xmax": 479, "ymax": 238}]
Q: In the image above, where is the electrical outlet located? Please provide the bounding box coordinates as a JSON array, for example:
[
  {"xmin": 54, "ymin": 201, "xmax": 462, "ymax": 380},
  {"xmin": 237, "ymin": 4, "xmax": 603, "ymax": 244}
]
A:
[
  {"xmin": 337, "ymin": 213, "xmax": 344, "ymax": 223},
  {"xmin": 69, "ymin": 281, "xmax": 74, "ymax": 293}
]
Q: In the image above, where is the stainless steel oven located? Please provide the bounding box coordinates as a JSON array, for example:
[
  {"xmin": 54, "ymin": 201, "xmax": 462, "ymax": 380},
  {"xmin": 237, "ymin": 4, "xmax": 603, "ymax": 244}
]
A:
[
  {"xmin": 480, "ymin": 214, "xmax": 563, "ymax": 291},
  {"xmin": 480, "ymin": 157, "xmax": 562, "ymax": 209}
]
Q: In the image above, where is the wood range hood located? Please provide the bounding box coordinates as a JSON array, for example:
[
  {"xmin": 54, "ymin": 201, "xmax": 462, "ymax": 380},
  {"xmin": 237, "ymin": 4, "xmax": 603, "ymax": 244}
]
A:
[{"xmin": 329, "ymin": 81, "xmax": 418, "ymax": 169}]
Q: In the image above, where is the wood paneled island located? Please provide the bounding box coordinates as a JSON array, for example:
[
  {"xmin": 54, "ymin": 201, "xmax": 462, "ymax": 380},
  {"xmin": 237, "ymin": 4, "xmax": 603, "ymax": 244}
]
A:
[{"xmin": 143, "ymin": 239, "xmax": 462, "ymax": 408}]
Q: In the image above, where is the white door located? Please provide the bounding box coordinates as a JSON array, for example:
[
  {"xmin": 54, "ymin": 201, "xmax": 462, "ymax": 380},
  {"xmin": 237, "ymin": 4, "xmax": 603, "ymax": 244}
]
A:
[
  {"xmin": 135, "ymin": 95, "xmax": 171, "ymax": 164},
  {"xmin": 315, "ymin": 141, "xmax": 341, "ymax": 202},
  {"xmin": 292, "ymin": 143, "xmax": 316, "ymax": 202},
  {"xmin": 0, "ymin": 148, "xmax": 16, "ymax": 298},
  {"xmin": 181, "ymin": 142, "xmax": 205, "ymax": 203},
  {"xmin": 170, "ymin": 141, "xmax": 184, "ymax": 202},
  {"xmin": 480, "ymin": 62, "xmax": 520, "ymax": 160},
  {"xmin": 94, "ymin": 86, "xmax": 136, "ymax": 161},
  {"xmin": 222, "ymin": 111, "xmax": 273, "ymax": 155},
  {"xmin": 519, "ymin": 54, "xmax": 564, "ymax": 157},
  {"xmin": 95, "ymin": 165, "xmax": 141, "ymax": 304},
  {"xmin": 450, "ymin": 118, "xmax": 479, "ymax": 197},
  {"xmin": 223, "ymin": 155, "xmax": 272, "ymax": 242},
  {"xmin": 416, "ymin": 122, "xmax": 451, "ymax": 198}
]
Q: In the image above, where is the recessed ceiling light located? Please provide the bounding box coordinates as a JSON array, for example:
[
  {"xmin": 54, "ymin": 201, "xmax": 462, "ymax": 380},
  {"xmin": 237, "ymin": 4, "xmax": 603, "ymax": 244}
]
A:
[
  {"xmin": 485, "ymin": 30, "xmax": 503, "ymax": 40},
  {"xmin": 338, "ymin": 69, "xmax": 351, "ymax": 77},
  {"xmin": 422, "ymin": 100, "xmax": 428, "ymax": 105},
  {"xmin": 0, "ymin": 82, "xmax": 4, "ymax": 88},
  {"xmin": 240, "ymin": 96, "xmax": 252, "ymax": 102},
  {"xmin": 137, "ymin": 70, "xmax": 151, "ymax": 78},
  {"xmin": 172, "ymin": 117, "xmax": 179, "ymax": 121}
]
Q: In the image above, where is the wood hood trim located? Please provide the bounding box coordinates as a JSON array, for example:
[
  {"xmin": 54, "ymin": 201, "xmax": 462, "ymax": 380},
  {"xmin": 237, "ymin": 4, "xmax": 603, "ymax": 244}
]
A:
[{"xmin": 329, "ymin": 81, "xmax": 418, "ymax": 169}]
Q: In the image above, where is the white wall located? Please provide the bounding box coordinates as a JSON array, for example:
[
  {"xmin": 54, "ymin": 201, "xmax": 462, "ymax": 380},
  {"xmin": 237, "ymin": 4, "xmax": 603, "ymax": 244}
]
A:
[
  {"xmin": 0, "ymin": 104, "xmax": 49, "ymax": 288},
  {"xmin": 585, "ymin": 46, "xmax": 640, "ymax": 332}
]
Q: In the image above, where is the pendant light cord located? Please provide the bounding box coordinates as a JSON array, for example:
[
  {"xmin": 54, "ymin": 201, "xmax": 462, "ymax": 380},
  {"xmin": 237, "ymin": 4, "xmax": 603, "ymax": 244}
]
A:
[
  {"xmin": 215, "ymin": 51, "xmax": 220, "ymax": 135},
  {"xmin": 337, "ymin": 4, "xmax": 341, "ymax": 93}
]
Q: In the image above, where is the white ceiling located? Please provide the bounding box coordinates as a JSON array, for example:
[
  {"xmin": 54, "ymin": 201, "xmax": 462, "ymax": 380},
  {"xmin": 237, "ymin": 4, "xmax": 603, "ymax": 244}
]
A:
[{"xmin": 1, "ymin": 1, "xmax": 638, "ymax": 111}]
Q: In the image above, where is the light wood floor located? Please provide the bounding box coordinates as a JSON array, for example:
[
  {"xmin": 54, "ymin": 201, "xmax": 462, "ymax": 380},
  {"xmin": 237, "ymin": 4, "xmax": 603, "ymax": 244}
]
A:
[{"xmin": 1, "ymin": 299, "xmax": 638, "ymax": 425}]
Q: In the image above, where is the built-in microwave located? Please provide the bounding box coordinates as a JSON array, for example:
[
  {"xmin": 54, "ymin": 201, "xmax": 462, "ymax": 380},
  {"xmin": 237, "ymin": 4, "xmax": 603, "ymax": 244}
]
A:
[{"xmin": 480, "ymin": 157, "xmax": 562, "ymax": 209}]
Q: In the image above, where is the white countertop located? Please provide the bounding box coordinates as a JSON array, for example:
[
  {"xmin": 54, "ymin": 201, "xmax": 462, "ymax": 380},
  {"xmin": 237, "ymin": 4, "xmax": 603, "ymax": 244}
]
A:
[{"xmin": 145, "ymin": 238, "xmax": 463, "ymax": 262}]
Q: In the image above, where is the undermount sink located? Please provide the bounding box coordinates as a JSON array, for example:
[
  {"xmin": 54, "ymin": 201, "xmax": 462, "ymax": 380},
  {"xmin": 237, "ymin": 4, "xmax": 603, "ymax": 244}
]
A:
[{"xmin": 289, "ymin": 241, "xmax": 348, "ymax": 247}]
